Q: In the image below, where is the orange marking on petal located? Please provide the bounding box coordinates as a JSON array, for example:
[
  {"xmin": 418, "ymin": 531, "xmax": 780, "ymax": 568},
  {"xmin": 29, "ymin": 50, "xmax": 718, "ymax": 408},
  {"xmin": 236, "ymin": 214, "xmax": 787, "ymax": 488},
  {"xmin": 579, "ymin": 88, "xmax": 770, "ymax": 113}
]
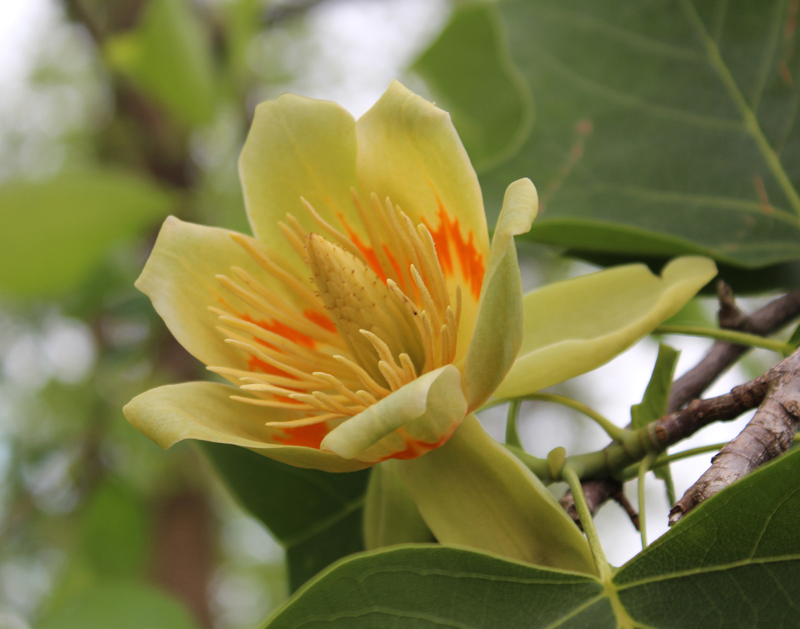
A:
[
  {"xmin": 274, "ymin": 421, "xmax": 330, "ymax": 448},
  {"xmin": 382, "ymin": 244, "xmax": 406, "ymax": 290},
  {"xmin": 242, "ymin": 314, "xmax": 317, "ymax": 349},
  {"xmin": 377, "ymin": 423, "xmax": 459, "ymax": 462},
  {"xmin": 304, "ymin": 309, "xmax": 337, "ymax": 333},
  {"xmin": 337, "ymin": 212, "xmax": 388, "ymax": 283},
  {"xmin": 423, "ymin": 200, "xmax": 485, "ymax": 300},
  {"xmin": 247, "ymin": 356, "xmax": 297, "ymax": 380}
]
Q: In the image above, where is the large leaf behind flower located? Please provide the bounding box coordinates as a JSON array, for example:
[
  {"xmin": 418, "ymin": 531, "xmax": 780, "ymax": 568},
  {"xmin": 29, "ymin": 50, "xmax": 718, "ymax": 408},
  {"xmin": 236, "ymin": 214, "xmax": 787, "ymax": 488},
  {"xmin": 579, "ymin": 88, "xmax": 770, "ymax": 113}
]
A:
[
  {"xmin": 419, "ymin": 1, "xmax": 800, "ymax": 290},
  {"xmin": 200, "ymin": 443, "xmax": 370, "ymax": 592},
  {"xmin": 259, "ymin": 446, "xmax": 800, "ymax": 628}
]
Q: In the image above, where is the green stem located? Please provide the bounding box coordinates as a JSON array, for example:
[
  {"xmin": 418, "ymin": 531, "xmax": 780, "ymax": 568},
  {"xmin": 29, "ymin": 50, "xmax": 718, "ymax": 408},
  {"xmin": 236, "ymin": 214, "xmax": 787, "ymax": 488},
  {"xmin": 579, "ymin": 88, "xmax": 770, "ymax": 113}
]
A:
[
  {"xmin": 563, "ymin": 465, "xmax": 612, "ymax": 581},
  {"xmin": 505, "ymin": 399, "xmax": 522, "ymax": 448},
  {"xmin": 516, "ymin": 393, "xmax": 630, "ymax": 442},
  {"xmin": 637, "ymin": 454, "xmax": 656, "ymax": 550},
  {"xmin": 654, "ymin": 325, "xmax": 793, "ymax": 354}
]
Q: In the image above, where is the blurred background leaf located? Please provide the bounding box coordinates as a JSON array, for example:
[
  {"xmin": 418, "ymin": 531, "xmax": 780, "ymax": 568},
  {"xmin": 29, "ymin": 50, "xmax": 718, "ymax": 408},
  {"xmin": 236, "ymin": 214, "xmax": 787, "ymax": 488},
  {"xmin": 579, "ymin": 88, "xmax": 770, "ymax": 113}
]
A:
[
  {"xmin": 0, "ymin": 170, "xmax": 173, "ymax": 295},
  {"xmin": 39, "ymin": 581, "xmax": 201, "ymax": 629},
  {"xmin": 105, "ymin": 0, "xmax": 218, "ymax": 128}
]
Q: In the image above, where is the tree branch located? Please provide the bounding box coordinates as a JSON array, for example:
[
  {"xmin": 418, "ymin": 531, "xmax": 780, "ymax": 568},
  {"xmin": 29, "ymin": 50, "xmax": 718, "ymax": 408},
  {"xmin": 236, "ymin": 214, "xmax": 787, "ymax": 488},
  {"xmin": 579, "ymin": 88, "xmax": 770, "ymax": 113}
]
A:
[
  {"xmin": 559, "ymin": 287, "xmax": 800, "ymax": 526},
  {"xmin": 668, "ymin": 349, "xmax": 800, "ymax": 524},
  {"xmin": 668, "ymin": 286, "xmax": 800, "ymax": 412}
]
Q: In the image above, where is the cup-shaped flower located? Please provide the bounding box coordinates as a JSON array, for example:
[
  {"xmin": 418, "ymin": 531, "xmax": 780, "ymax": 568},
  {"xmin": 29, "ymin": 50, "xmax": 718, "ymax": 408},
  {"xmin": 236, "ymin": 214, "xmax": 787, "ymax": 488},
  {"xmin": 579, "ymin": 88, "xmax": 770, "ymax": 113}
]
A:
[
  {"xmin": 124, "ymin": 81, "xmax": 537, "ymax": 472},
  {"xmin": 124, "ymin": 81, "xmax": 718, "ymax": 573}
]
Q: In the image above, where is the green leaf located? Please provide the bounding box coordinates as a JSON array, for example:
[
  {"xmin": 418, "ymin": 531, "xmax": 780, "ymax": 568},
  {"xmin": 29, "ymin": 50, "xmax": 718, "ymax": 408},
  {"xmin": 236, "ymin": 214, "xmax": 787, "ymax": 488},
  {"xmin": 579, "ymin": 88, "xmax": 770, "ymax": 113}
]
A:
[
  {"xmin": 200, "ymin": 442, "xmax": 370, "ymax": 591},
  {"xmin": 631, "ymin": 344, "xmax": 680, "ymax": 503},
  {"xmin": 631, "ymin": 344, "xmax": 680, "ymax": 430},
  {"xmin": 0, "ymin": 170, "xmax": 173, "ymax": 295},
  {"xmin": 105, "ymin": 0, "xmax": 217, "ymax": 127},
  {"xmin": 475, "ymin": 0, "xmax": 800, "ymax": 282},
  {"xmin": 261, "ymin": 546, "xmax": 612, "ymax": 629},
  {"xmin": 39, "ymin": 581, "xmax": 200, "ymax": 629},
  {"xmin": 412, "ymin": 2, "xmax": 533, "ymax": 171},
  {"xmin": 614, "ymin": 446, "xmax": 800, "ymax": 627},
  {"xmin": 79, "ymin": 480, "xmax": 149, "ymax": 579},
  {"xmin": 260, "ymin": 439, "xmax": 800, "ymax": 628}
]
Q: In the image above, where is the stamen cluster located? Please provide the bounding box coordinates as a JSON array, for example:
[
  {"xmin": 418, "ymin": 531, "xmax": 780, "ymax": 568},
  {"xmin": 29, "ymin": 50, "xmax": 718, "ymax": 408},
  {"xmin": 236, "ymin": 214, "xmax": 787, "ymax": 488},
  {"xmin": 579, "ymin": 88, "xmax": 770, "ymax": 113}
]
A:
[{"xmin": 208, "ymin": 190, "xmax": 462, "ymax": 434}]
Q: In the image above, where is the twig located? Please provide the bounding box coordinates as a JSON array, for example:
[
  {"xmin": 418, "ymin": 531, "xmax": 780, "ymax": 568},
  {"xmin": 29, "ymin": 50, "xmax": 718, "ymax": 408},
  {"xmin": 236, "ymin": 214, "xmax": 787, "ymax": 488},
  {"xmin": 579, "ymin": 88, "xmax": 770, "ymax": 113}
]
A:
[
  {"xmin": 668, "ymin": 287, "xmax": 800, "ymax": 412},
  {"xmin": 558, "ymin": 478, "xmax": 640, "ymax": 532},
  {"xmin": 558, "ymin": 288, "xmax": 800, "ymax": 526},
  {"xmin": 669, "ymin": 349, "xmax": 800, "ymax": 524}
]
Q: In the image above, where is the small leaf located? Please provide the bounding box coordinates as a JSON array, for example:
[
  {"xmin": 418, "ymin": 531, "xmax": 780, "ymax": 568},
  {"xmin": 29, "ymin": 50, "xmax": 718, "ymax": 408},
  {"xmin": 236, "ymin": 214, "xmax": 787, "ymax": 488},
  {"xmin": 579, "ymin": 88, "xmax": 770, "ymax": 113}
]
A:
[
  {"xmin": 412, "ymin": 2, "xmax": 533, "ymax": 171},
  {"xmin": 39, "ymin": 581, "xmax": 200, "ymax": 629},
  {"xmin": 79, "ymin": 480, "xmax": 149, "ymax": 579},
  {"xmin": 631, "ymin": 344, "xmax": 680, "ymax": 503},
  {"xmin": 105, "ymin": 0, "xmax": 217, "ymax": 126},
  {"xmin": 631, "ymin": 344, "xmax": 680, "ymax": 430},
  {"xmin": 200, "ymin": 442, "xmax": 370, "ymax": 591},
  {"xmin": 0, "ymin": 170, "xmax": 173, "ymax": 296}
]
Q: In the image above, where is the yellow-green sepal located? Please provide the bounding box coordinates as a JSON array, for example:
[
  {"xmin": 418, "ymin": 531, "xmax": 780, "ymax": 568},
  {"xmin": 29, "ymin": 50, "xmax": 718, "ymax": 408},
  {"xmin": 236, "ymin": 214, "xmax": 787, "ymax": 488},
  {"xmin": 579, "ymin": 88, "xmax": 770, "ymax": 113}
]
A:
[
  {"xmin": 363, "ymin": 460, "xmax": 434, "ymax": 550},
  {"xmin": 123, "ymin": 381, "xmax": 370, "ymax": 473},
  {"xmin": 493, "ymin": 257, "xmax": 718, "ymax": 400},
  {"xmin": 463, "ymin": 178, "xmax": 537, "ymax": 410},
  {"xmin": 320, "ymin": 365, "xmax": 467, "ymax": 463},
  {"xmin": 396, "ymin": 414, "xmax": 597, "ymax": 575}
]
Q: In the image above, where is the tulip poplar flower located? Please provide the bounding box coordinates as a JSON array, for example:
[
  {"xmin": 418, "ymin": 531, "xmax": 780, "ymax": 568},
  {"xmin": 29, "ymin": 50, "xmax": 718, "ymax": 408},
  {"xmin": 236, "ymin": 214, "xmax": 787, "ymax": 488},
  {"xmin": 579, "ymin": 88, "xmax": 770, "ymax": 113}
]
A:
[{"xmin": 125, "ymin": 81, "xmax": 717, "ymax": 574}]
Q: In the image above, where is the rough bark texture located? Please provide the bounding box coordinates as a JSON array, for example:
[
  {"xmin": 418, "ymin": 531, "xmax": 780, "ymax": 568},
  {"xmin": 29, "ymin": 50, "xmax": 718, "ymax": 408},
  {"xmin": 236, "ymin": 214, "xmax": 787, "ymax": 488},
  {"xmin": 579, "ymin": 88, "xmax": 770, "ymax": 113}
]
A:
[
  {"xmin": 560, "ymin": 289, "xmax": 800, "ymax": 527},
  {"xmin": 669, "ymin": 350, "xmax": 800, "ymax": 524}
]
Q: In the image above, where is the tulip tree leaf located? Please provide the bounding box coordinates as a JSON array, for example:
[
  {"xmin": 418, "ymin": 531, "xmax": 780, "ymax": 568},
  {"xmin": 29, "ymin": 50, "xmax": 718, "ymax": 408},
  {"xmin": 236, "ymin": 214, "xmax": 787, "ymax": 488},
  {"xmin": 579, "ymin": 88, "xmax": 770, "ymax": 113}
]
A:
[
  {"xmin": 259, "ymin": 445, "xmax": 800, "ymax": 628},
  {"xmin": 38, "ymin": 582, "xmax": 200, "ymax": 629},
  {"xmin": 614, "ymin": 445, "xmax": 800, "ymax": 627},
  {"xmin": 260, "ymin": 546, "xmax": 613, "ymax": 629},
  {"xmin": 0, "ymin": 170, "xmax": 173, "ymax": 295},
  {"xmin": 455, "ymin": 0, "xmax": 800, "ymax": 283},
  {"xmin": 412, "ymin": 2, "xmax": 533, "ymax": 171},
  {"xmin": 105, "ymin": 0, "xmax": 217, "ymax": 127},
  {"xmin": 200, "ymin": 442, "xmax": 370, "ymax": 592}
]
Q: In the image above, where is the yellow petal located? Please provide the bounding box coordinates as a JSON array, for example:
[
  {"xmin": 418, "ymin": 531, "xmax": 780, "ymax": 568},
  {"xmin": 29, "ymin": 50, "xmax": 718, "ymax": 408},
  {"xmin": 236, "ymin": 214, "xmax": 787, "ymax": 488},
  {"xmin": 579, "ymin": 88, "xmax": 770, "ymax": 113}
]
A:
[
  {"xmin": 493, "ymin": 257, "xmax": 718, "ymax": 399},
  {"xmin": 123, "ymin": 381, "xmax": 370, "ymax": 473},
  {"xmin": 239, "ymin": 93, "xmax": 363, "ymax": 273},
  {"xmin": 397, "ymin": 414, "xmax": 597, "ymax": 574},
  {"xmin": 136, "ymin": 216, "xmax": 287, "ymax": 372},
  {"xmin": 464, "ymin": 178, "xmax": 537, "ymax": 409},
  {"xmin": 356, "ymin": 80, "xmax": 490, "ymax": 356},
  {"xmin": 320, "ymin": 364, "xmax": 467, "ymax": 463}
]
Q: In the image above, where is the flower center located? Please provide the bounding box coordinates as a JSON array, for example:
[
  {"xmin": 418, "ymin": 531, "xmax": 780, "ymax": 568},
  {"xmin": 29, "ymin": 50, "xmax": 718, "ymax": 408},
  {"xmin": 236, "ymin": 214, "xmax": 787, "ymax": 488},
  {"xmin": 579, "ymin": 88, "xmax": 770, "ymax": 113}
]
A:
[{"xmin": 207, "ymin": 191, "xmax": 462, "ymax": 434}]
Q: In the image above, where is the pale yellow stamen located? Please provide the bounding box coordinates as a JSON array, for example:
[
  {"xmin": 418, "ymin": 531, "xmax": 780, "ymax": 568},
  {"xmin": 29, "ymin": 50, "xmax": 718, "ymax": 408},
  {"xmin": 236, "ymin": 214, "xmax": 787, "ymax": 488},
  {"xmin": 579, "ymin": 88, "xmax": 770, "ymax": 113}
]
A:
[{"xmin": 211, "ymin": 190, "xmax": 467, "ymax": 427}]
